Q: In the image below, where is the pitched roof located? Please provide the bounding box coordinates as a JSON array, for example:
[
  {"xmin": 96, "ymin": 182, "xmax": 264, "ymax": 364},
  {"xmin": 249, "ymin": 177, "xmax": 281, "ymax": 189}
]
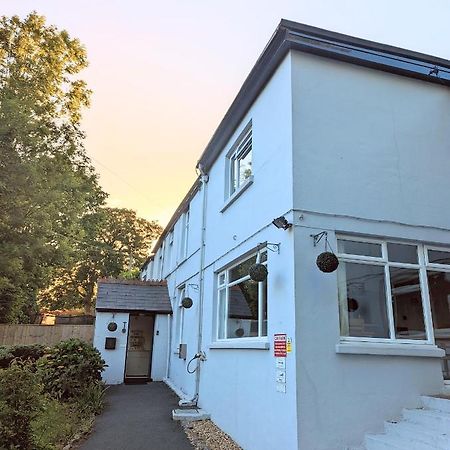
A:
[{"xmin": 95, "ymin": 278, "xmax": 172, "ymax": 314}]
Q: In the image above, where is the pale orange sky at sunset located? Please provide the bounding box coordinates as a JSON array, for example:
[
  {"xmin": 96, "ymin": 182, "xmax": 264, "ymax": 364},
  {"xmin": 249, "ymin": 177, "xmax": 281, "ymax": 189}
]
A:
[{"xmin": 2, "ymin": 1, "xmax": 449, "ymax": 226}]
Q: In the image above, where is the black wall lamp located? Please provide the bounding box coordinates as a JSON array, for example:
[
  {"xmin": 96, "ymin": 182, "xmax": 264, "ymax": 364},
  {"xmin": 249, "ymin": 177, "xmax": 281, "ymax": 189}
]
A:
[{"xmin": 272, "ymin": 216, "xmax": 292, "ymax": 230}]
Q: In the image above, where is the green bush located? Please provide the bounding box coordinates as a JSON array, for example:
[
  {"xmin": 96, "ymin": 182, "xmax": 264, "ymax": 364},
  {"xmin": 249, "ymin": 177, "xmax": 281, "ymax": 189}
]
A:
[
  {"xmin": 0, "ymin": 343, "xmax": 46, "ymax": 368},
  {"xmin": 0, "ymin": 361, "xmax": 43, "ymax": 449},
  {"xmin": 37, "ymin": 338, "xmax": 105, "ymax": 400},
  {"xmin": 31, "ymin": 397, "xmax": 76, "ymax": 450},
  {"xmin": 77, "ymin": 381, "xmax": 108, "ymax": 416}
]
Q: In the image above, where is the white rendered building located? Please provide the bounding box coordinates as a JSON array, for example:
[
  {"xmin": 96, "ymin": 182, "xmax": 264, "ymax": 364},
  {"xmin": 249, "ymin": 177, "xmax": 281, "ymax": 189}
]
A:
[{"xmin": 98, "ymin": 20, "xmax": 450, "ymax": 450}]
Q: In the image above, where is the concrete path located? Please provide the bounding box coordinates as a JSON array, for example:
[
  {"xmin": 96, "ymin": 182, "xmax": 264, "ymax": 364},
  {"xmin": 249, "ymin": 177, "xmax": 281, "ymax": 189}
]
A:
[{"xmin": 79, "ymin": 382, "xmax": 193, "ymax": 450}]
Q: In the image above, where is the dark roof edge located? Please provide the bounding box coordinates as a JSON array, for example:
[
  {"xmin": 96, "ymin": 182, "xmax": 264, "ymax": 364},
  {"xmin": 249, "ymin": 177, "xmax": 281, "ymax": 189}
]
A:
[
  {"xmin": 96, "ymin": 308, "xmax": 172, "ymax": 314},
  {"xmin": 144, "ymin": 178, "xmax": 201, "ymax": 265},
  {"xmin": 144, "ymin": 19, "xmax": 450, "ymax": 262},
  {"xmin": 196, "ymin": 19, "xmax": 450, "ymax": 173}
]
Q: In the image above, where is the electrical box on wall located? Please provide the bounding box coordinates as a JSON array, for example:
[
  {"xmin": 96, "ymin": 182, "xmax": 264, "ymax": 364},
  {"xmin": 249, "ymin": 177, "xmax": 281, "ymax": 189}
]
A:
[
  {"xmin": 179, "ymin": 343, "xmax": 187, "ymax": 360},
  {"xmin": 105, "ymin": 337, "xmax": 116, "ymax": 350}
]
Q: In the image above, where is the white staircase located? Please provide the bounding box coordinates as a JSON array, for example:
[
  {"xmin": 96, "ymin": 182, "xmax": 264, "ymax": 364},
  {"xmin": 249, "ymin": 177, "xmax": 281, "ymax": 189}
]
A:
[{"xmin": 363, "ymin": 396, "xmax": 450, "ymax": 450}]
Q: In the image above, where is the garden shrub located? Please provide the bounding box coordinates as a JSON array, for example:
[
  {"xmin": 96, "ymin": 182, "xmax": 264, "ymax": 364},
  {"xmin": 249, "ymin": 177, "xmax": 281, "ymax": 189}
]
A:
[
  {"xmin": 0, "ymin": 361, "xmax": 43, "ymax": 449},
  {"xmin": 77, "ymin": 381, "xmax": 108, "ymax": 415},
  {"xmin": 0, "ymin": 343, "xmax": 46, "ymax": 368},
  {"xmin": 38, "ymin": 338, "xmax": 106, "ymax": 400},
  {"xmin": 31, "ymin": 397, "xmax": 76, "ymax": 450}
]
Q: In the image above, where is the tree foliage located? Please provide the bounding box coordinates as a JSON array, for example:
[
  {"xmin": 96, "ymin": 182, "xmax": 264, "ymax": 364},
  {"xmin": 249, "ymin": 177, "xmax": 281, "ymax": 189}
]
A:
[
  {"xmin": 0, "ymin": 13, "xmax": 106, "ymax": 322},
  {"xmin": 39, "ymin": 208, "xmax": 162, "ymax": 313}
]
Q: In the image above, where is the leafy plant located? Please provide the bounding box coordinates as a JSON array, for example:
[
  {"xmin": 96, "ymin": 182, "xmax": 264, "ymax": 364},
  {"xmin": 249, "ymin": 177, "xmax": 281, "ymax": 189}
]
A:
[
  {"xmin": 37, "ymin": 338, "xmax": 105, "ymax": 400},
  {"xmin": 31, "ymin": 397, "xmax": 76, "ymax": 450},
  {"xmin": 0, "ymin": 361, "xmax": 43, "ymax": 449},
  {"xmin": 0, "ymin": 343, "xmax": 47, "ymax": 368},
  {"xmin": 77, "ymin": 381, "xmax": 108, "ymax": 415}
]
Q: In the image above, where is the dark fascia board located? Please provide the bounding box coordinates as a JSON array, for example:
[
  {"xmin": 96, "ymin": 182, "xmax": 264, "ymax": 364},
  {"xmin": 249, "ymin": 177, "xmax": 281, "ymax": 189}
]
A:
[
  {"xmin": 147, "ymin": 19, "xmax": 450, "ymax": 259},
  {"xmin": 196, "ymin": 19, "xmax": 450, "ymax": 172},
  {"xmin": 149, "ymin": 178, "xmax": 201, "ymax": 256},
  {"xmin": 96, "ymin": 307, "xmax": 172, "ymax": 315}
]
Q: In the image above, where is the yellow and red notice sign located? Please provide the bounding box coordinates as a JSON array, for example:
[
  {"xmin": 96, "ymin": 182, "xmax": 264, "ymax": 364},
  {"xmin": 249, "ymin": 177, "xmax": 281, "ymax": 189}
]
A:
[{"xmin": 274, "ymin": 333, "xmax": 287, "ymax": 357}]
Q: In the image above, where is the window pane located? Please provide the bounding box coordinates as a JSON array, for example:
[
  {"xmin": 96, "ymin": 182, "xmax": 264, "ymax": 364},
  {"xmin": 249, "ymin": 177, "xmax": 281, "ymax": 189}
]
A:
[
  {"xmin": 229, "ymin": 255, "xmax": 256, "ymax": 282},
  {"xmin": 337, "ymin": 240, "xmax": 382, "ymax": 257},
  {"xmin": 238, "ymin": 148, "xmax": 252, "ymax": 187},
  {"xmin": 227, "ymin": 279, "xmax": 258, "ymax": 339},
  {"xmin": 218, "ymin": 289, "xmax": 227, "ymax": 339},
  {"xmin": 261, "ymin": 280, "xmax": 267, "ymax": 337},
  {"xmin": 387, "ymin": 243, "xmax": 418, "ymax": 264},
  {"xmin": 427, "ymin": 271, "xmax": 450, "ymax": 379},
  {"xmin": 338, "ymin": 262, "xmax": 389, "ymax": 338},
  {"xmin": 428, "ymin": 249, "xmax": 450, "ymax": 266},
  {"xmin": 390, "ymin": 268, "xmax": 426, "ymax": 340}
]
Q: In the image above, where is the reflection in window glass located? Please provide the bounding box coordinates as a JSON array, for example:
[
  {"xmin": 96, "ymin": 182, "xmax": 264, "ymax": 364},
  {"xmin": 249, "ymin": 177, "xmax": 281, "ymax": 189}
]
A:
[
  {"xmin": 229, "ymin": 255, "xmax": 257, "ymax": 282},
  {"xmin": 428, "ymin": 249, "xmax": 450, "ymax": 266},
  {"xmin": 390, "ymin": 268, "xmax": 425, "ymax": 340},
  {"xmin": 338, "ymin": 262, "xmax": 389, "ymax": 338},
  {"xmin": 427, "ymin": 271, "xmax": 450, "ymax": 380},
  {"xmin": 227, "ymin": 279, "xmax": 259, "ymax": 339},
  {"xmin": 337, "ymin": 240, "xmax": 382, "ymax": 258},
  {"xmin": 387, "ymin": 243, "xmax": 418, "ymax": 264}
]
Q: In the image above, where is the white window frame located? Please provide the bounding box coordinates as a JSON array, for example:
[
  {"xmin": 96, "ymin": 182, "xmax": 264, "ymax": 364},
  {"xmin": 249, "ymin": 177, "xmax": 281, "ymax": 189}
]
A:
[
  {"xmin": 337, "ymin": 235, "xmax": 436, "ymax": 346},
  {"xmin": 226, "ymin": 122, "xmax": 253, "ymax": 199},
  {"xmin": 215, "ymin": 250, "xmax": 268, "ymax": 342},
  {"xmin": 174, "ymin": 286, "xmax": 186, "ymax": 350},
  {"xmin": 178, "ymin": 211, "xmax": 189, "ymax": 262}
]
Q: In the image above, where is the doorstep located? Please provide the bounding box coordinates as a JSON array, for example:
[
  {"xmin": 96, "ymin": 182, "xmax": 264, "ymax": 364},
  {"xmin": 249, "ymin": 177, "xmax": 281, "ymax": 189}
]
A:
[{"xmin": 172, "ymin": 408, "xmax": 210, "ymax": 421}]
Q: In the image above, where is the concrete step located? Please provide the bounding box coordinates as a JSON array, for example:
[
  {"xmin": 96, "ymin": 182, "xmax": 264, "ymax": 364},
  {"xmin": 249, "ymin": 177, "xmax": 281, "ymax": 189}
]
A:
[
  {"xmin": 365, "ymin": 433, "xmax": 418, "ymax": 450},
  {"xmin": 172, "ymin": 408, "xmax": 210, "ymax": 421},
  {"xmin": 402, "ymin": 408, "xmax": 450, "ymax": 433},
  {"xmin": 422, "ymin": 395, "xmax": 450, "ymax": 414},
  {"xmin": 385, "ymin": 420, "xmax": 450, "ymax": 449}
]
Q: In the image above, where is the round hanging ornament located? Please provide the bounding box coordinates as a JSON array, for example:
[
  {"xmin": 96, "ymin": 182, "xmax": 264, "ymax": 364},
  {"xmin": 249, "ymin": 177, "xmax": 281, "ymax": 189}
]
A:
[
  {"xmin": 181, "ymin": 297, "xmax": 193, "ymax": 309},
  {"xmin": 316, "ymin": 252, "xmax": 339, "ymax": 273},
  {"xmin": 107, "ymin": 322, "xmax": 118, "ymax": 332},
  {"xmin": 248, "ymin": 263, "xmax": 268, "ymax": 282}
]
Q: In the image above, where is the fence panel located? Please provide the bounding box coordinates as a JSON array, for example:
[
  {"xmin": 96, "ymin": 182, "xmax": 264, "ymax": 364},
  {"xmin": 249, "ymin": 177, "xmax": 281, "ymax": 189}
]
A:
[{"xmin": 0, "ymin": 324, "xmax": 94, "ymax": 346}]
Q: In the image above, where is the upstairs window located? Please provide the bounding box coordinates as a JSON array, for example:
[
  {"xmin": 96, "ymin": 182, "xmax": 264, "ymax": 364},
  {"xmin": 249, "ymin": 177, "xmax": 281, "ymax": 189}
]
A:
[
  {"xmin": 227, "ymin": 123, "xmax": 252, "ymax": 197},
  {"xmin": 178, "ymin": 210, "xmax": 189, "ymax": 261}
]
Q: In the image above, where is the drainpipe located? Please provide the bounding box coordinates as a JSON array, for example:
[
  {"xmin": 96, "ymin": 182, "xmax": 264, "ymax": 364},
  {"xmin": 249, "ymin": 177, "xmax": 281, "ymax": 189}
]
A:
[{"xmin": 192, "ymin": 164, "xmax": 209, "ymax": 404}]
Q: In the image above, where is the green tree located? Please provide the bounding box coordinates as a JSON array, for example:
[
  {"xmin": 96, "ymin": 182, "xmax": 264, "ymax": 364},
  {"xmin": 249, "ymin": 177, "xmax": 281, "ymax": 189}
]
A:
[
  {"xmin": 39, "ymin": 208, "xmax": 162, "ymax": 314},
  {"xmin": 0, "ymin": 13, "xmax": 106, "ymax": 322}
]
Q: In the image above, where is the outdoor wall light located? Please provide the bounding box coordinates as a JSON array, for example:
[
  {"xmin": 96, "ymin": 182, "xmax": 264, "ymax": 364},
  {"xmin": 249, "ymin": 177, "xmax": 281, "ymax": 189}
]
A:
[
  {"xmin": 272, "ymin": 216, "xmax": 292, "ymax": 230},
  {"xmin": 122, "ymin": 322, "xmax": 127, "ymax": 334}
]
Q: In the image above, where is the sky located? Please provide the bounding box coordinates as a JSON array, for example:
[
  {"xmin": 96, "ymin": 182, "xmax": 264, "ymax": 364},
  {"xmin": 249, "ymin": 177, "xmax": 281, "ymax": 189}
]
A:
[{"xmin": 2, "ymin": 0, "xmax": 450, "ymax": 226}]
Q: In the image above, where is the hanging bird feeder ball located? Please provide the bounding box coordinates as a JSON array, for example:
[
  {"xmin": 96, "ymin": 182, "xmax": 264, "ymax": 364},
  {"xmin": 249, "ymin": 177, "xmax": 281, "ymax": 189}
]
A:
[
  {"xmin": 316, "ymin": 252, "xmax": 339, "ymax": 273},
  {"xmin": 107, "ymin": 322, "xmax": 118, "ymax": 332},
  {"xmin": 181, "ymin": 297, "xmax": 193, "ymax": 309},
  {"xmin": 249, "ymin": 263, "xmax": 268, "ymax": 282}
]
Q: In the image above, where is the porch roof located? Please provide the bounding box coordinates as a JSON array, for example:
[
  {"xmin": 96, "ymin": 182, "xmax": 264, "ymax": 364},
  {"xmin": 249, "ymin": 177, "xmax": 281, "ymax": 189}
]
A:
[{"xmin": 95, "ymin": 278, "xmax": 172, "ymax": 314}]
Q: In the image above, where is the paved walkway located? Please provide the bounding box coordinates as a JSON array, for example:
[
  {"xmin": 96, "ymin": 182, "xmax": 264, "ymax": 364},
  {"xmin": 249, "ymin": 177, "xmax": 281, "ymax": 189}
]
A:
[{"xmin": 80, "ymin": 382, "xmax": 193, "ymax": 450}]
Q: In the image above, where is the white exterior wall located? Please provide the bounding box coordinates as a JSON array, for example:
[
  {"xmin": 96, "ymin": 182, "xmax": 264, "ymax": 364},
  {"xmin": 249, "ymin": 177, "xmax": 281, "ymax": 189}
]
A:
[
  {"xmin": 196, "ymin": 53, "xmax": 297, "ymax": 450},
  {"xmin": 150, "ymin": 54, "xmax": 299, "ymax": 450},
  {"xmin": 94, "ymin": 311, "xmax": 129, "ymax": 385},
  {"xmin": 291, "ymin": 51, "xmax": 450, "ymax": 449}
]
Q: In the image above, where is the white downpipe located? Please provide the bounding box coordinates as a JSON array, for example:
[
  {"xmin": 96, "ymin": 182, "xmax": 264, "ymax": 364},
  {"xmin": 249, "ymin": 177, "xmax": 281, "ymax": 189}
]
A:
[{"xmin": 193, "ymin": 166, "xmax": 209, "ymax": 404}]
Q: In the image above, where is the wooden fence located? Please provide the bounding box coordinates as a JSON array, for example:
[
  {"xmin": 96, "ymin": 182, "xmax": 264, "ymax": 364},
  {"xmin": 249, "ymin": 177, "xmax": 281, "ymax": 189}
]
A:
[{"xmin": 0, "ymin": 324, "xmax": 94, "ymax": 346}]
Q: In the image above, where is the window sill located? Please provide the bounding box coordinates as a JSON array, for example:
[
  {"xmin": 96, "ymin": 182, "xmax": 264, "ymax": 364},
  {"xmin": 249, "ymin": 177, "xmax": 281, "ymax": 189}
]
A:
[
  {"xmin": 209, "ymin": 340, "xmax": 269, "ymax": 350},
  {"xmin": 220, "ymin": 177, "xmax": 253, "ymax": 213},
  {"xmin": 336, "ymin": 342, "xmax": 445, "ymax": 358}
]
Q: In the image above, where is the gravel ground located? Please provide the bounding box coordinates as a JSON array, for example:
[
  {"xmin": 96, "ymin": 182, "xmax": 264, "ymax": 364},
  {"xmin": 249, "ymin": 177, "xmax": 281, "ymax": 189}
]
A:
[{"xmin": 182, "ymin": 420, "xmax": 242, "ymax": 450}]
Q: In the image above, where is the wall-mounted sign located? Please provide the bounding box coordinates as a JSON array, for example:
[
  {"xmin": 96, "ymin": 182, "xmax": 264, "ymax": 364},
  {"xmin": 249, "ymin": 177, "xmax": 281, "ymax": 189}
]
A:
[
  {"xmin": 286, "ymin": 337, "xmax": 292, "ymax": 353},
  {"xmin": 274, "ymin": 333, "xmax": 287, "ymax": 357}
]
